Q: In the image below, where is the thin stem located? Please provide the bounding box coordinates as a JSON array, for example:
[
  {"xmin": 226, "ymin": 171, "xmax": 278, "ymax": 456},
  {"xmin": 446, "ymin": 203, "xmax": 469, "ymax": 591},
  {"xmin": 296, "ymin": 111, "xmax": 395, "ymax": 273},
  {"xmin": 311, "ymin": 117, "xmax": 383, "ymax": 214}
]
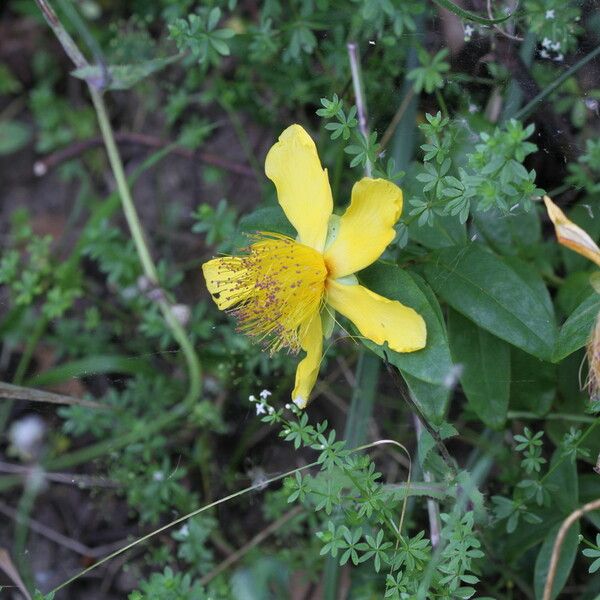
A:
[
  {"xmin": 347, "ymin": 41, "xmax": 371, "ymax": 176},
  {"xmin": 48, "ymin": 438, "xmax": 411, "ymax": 595},
  {"xmin": 200, "ymin": 507, "xmax": 304, "ymax": 585},
  {"xmin": 413, "ymin": 416, "xmax": 441, "ymax": 548},
  {"xmin": 380, "ymin": 89, "xmax": 415, "ymax": 151},
  {"xmin": 543, "ymin": 497, "xmax": 600, "ymax": 600},
  {"xmin": 0, "ymin": 318, "xmax": 49, "ymax": 434},
  {"xmin": 539, "ymin": 416, "xmax": 600, "ymax": 486},
  {"xmin": 89, "ymin": 89, "xmax": 157, "ymax": 281},
  {"xmin": 513, "ymin": 44, "xmax": 600, "ymax": 121},
  {"xmin": 36, "ymin": 0, "xmax": 87, "ymax": 69},
  {"xmin": 435, "ymin": 89, "xmax": 449, "ymax": 119},
  {"xmin": 35, "ymin": 0, "xmax": 201, "ymax": 412},
  {"xmin": 507, "ymin": 410, "xmax": 596, "ymax": 424}
]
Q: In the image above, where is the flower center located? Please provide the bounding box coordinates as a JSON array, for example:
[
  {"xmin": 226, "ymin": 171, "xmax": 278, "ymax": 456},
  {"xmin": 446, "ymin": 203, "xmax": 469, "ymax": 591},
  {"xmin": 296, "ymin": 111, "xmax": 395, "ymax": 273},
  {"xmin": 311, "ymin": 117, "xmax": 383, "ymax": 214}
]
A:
[{"xmin": 209, "ymin": 233, "xmax": 327, "ymax": 353}]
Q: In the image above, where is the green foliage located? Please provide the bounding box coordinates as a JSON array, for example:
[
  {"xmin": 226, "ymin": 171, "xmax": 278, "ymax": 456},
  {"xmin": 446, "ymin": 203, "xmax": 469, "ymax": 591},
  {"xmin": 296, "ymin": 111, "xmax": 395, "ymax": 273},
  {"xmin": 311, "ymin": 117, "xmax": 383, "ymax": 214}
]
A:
[
  {"xmin": 168, "ymin": 7, "xmax": 235, "ymax": 65},
  {"xmin": 129, "ymin": 567, "xmax": 206, "ymax": 600},
  {"xmin": 4, "ymin": 0, "xmax": 600, "ymax": 598},
  {"xmin": 582, "ymin": 533, "xmax": 600, "ymax": 574},
  {"xmin": 407, "ymin": 48, "xmax": 450, "ymax": 94}
]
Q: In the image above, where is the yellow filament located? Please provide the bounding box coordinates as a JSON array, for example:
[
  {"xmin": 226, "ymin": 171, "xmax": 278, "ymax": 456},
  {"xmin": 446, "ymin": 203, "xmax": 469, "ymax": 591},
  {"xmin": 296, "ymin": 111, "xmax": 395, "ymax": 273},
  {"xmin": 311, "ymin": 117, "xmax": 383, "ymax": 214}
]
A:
[{"xmin": 206, "ymin": 234, "xmax": 327, "ymax": 353}]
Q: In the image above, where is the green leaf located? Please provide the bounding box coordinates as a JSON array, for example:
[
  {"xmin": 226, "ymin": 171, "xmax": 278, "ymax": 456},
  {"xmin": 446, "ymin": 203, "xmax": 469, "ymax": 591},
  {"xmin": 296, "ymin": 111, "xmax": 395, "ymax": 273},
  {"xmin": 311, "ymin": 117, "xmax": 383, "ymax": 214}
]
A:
[
  {"xmin": 510, "ymin": 348, "xmax": 556, "ymax": 416},
  {"xmin": 408, "ymin": 211, "xmax": 467, "ymax": 248},
  {"xmin": 534, "ymin": 522, "xmax": 580, "ymax": 600},
  {"xmin": 403, "ymin": 373, "xmax": 450, "ymax": 426},
  {"xmin": 472, "ymin": 206, "xmax": 541, "ymax": 255},
  {"xmin": 359, "ymin": 262, "xmax": 454, "ymax": 387},
  {"xmin": 71, "ymin": 54, "xmax": 182, "ymax": 91},
  {"xmin": 448, "ymin": 309, "xmax": 510, "ymax": 428},
  {"xmin": 424, "ymin": 244, "xmax": 556, "ymax": 360},
  {"xmin": 26, "ymin": 355, "xmax": 153, "ymax": 386},
  {"xmin": 431, "ymin": 0, "xmax": 513, "ymax": 24},
  {"xmin": 357, "ymin": 263, "xmax": 453, "ymax": 424},
  {"xmin": 554, "ymin": 291, "xmax": 600, "ymax": 362},
  {"xmin": 546, "ymin": 448, "xmax": 579, "ymax": 513},
  {"xmin": 0, "ymin": 120, "xmax": 31, "ymax": 155}
]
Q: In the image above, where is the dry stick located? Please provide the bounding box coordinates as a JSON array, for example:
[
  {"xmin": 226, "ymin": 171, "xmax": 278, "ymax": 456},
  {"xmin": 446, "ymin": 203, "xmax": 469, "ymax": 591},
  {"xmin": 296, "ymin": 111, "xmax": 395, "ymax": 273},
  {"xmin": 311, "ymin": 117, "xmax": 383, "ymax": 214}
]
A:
[
  {"xmin": 347, "ymin": 41, "xmax": 372, "ymax": 177},
  {"xmin": 0, "ymin": 501, "xmax": 126, "ymax": 558},
  {"xmin": 0, "ymin": 461, "xmax": 118, "ymax": 488},
  {"xmin": 199, "ymin": 506, "xmax": 303, "ymax": 585},
  {"xmin": 383, "ymin": 354, "xmax": 457, "ymax": 477},
  {"xmin": 543, "ymin": 497, "xmax": 600, "ymax": 600},
  {"xmin": 379, "ymin": 88, "xmax": 415, "ymax": 152},
  {"xmin": 48, "ymin": 439, "xmax": 411, "ymax": 595},
  {"xmin": 0, "ymin": 381, "xmax": 104, "ymax": 409},
  {"xmin": 0, "ymin": 549, "xmax": 31, "ymax": 600},
  {"xmin": 34, "ymin": 132, "xmax": 255, "ymax": 178}
]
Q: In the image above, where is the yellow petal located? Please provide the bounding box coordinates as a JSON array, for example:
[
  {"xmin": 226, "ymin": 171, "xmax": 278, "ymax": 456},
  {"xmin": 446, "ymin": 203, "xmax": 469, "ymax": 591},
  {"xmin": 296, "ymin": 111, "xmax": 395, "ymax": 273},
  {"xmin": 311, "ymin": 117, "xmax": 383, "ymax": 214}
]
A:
[
  {"xmin": 292, "ymin": 314, "xmax": 323, "ymax": 408},
  {"xmin": 202, "ymin": 257, "xmax": 242, "ymax": 310},
  {"xmin": 265, "ymin": 125, "xmax": 333, "ymax": 252},
  {"xmin": 327, "ymin": 280, "xmax": 426, "ymax": 352},
  {"xmin": 324, "ymin": 178, "xmax": 403, "ymax": 278},
  {"xmin": 543, "ymin": 195, "xmax": 600, "ymax": 268}
]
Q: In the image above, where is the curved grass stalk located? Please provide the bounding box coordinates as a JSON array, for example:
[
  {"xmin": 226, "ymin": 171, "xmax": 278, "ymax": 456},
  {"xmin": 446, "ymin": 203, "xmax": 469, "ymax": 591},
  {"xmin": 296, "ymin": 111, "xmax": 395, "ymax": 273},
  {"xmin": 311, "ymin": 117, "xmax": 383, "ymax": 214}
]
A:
[
  {"xmin": 49, "ymin": 438, "xmax": 412, "ymax": 595},
  {"xmin": 35, "ymin": 0, "xmax": 202, "ymax": 409}
]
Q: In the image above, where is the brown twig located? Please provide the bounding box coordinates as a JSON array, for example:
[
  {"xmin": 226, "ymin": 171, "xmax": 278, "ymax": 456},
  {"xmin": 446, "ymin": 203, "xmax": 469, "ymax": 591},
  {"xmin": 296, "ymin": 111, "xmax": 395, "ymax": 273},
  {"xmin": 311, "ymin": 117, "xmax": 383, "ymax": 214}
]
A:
[
  {"xmin": 0, "ymin": 501, "xmax": 126, "ymax": 558},
  {"xmin": 380, "ymin": 88, "xmax": 415, "ymax": 152},
  {"xmin": 0, "ymin": 381, "xmax": 104, "ymax": 409},
  {"xmin": 199, "ymin": 506, "xmax": 303, "ymax": 585},
  {"xmin": 543, "ymin": 497, "xmax": 600, "ymax": 600},
  {"xmin": 34, "ymin": 132, "xmax": 255, "ymax": 178},
  {"xmin": 347, "ymin": 41, "xmax": 372, "ymax": 177},
  {"xmin": 487, "ymin": 0, "xmax": 523, "ymax": 42},
  {"xmin": 0, "ymin": 461, "xmax": 118, "ymax": 488}
]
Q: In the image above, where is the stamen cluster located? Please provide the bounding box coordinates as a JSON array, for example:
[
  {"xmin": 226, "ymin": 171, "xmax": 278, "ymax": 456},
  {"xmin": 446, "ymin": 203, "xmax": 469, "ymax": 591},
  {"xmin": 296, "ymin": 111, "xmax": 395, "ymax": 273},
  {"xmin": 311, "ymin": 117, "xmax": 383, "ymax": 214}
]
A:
[{"xmin": 207, "ymin": 234, "xmax": 327, "ymax": 353}]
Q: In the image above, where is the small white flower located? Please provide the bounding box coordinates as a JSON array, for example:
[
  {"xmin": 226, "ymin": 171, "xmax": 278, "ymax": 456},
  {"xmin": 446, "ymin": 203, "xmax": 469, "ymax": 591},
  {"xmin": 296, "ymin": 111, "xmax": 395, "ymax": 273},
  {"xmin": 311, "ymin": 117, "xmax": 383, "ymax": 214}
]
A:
[
  {"xmin": 256, "ymin": 402, "xmax": 267, "ymax": 416},
  {"xmin": 178, "ymin": 524, "xmax": 189, "ymax": 538},
  {"xmin": 443, "ymin": 364, "xmax": 464, "ymax": 389},
  {"xmin": 293, "ymin": 396, "xmax": 306, "ymax": 409},
  {"xmin": 542, "ymin": 37, "xmax": 553, "ymax": 49},
  {"xmin": 285, "ymin": 403, "xmax": 291, "ymax": 409},
  {"xmin": 248, "ymin": 394, "xmax": 257, "ymax": 403},
  {"xmin": 9, "ymin": 415, "xmax": 46, "ymax": 460},
  {"xmin": 545, "ymin": 9, "xmax": 555, "ymax": 19},
  {"xmin": 464, "ymin": 24, "xmax": 474, "ymax": 41},
  {"xmin": 551, "ymin": 41, "xmax": 561, "ymax": 51},
  {"xmin": 268, "ymin": 406, "xmax": 275, "ymax": 414},
  {"xmin": 540, "ymin": 49, "xmax": 550, "ymax": 59},
  {"xmin": 153, "ymin": 471, "xmax": 164, "ymax": 481},
  {"xmin": 468, "ymin": 103, "xmax": 478, "ymax": 114},
  {"xmin": 555, "ymin": 53, "xmax": 564, "ymax": 62},
  {"xmin": 585, "ymin": 98, "xmax": 599, "ymax": 111},
  {"xmin": 259, "ymin": 389, "xmax": 272, "ymax": 399}
]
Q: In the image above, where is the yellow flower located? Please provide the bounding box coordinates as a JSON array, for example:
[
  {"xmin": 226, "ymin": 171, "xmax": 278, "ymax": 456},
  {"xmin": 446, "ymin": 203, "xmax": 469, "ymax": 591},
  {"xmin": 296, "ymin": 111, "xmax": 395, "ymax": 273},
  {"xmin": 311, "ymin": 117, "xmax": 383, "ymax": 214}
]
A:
[
  {"xmin": 202, "ymin": 124, "xmax": 426, "ymax": 408},
  {"xmin": 543, "ymin": 194, "xmax": 600, "ymax": 400},
  {"xmin": 543, "ymin": 195, "xmax": 600, "ymax": 267}
]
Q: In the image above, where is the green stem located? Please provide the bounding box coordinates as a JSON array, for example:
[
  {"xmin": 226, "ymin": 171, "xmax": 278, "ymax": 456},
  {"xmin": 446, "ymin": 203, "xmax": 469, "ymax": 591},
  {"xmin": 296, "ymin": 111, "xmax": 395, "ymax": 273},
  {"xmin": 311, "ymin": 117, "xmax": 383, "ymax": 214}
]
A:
[
  {"xmin": 513, "ymin": 45, "xmax": 600, "ymax": 121},
  {"xmin": 435, "ymin": 89, "xmax": 448, "ymax": 119},
  {"xmin": 539, "ymin": 416, "xmax": 600, "ymax": 486},
  {"xmin": 0, "ymin": 318, "xmax": 49, "ymax": 433},
  {"xmin": 507, "ymin": 411, "xmax": 596, "ymax": 424},
  {"xmin": 89, "ymin": 87, "xmax": 201, "ymax": 406}
]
